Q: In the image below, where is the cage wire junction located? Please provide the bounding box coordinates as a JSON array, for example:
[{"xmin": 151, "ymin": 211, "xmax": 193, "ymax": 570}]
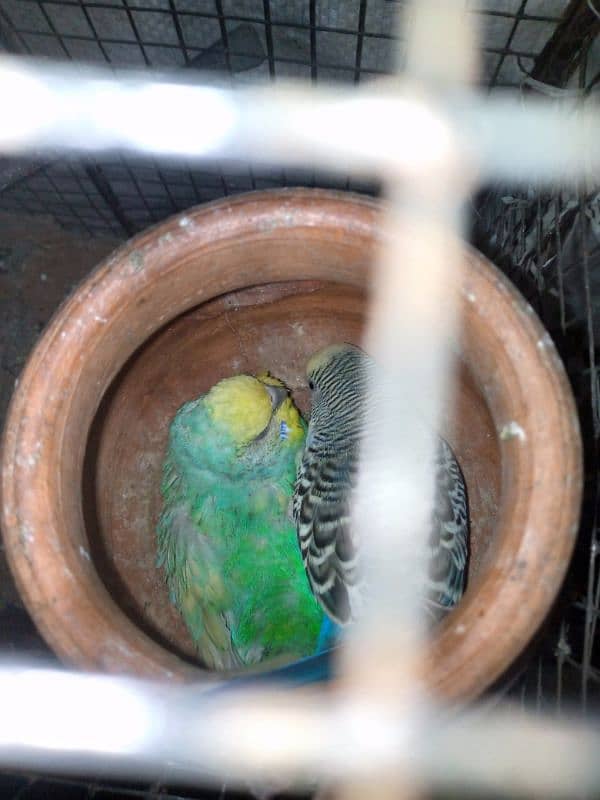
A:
[{"xmin": 0, "ymin": 0, "xmax": 599, "ymax": 799}]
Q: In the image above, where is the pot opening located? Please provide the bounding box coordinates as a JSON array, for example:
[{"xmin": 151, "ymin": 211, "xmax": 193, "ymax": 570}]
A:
[{"xmin": 82, "ymin": 279, "xmax": 501, "ymax": 671}]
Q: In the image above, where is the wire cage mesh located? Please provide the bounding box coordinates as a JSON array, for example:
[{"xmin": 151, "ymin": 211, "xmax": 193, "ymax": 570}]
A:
[
  {"xmin": 473, "ymin": 184, "xmax": 600, "ymax": 712},
  {"xmin": 0, "ymin": 0, "xmax": 597, "ymax": 236},
  {"xmin": 0, "ymin": 0, "xmax": 599, "ymax": 798}
]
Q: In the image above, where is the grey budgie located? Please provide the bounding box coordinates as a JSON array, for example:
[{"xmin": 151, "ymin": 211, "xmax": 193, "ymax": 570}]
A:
[{"xmin": 293, "ymin": 343, "xmax": 469, "ymax": 630}]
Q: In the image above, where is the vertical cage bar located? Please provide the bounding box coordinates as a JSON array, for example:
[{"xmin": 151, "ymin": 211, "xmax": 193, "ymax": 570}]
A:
[
  {"xmin": 168, "ymin": 0, "xmax": 190, "ymax": 65},
  {"xmin": 353, "ymin": 0, "xmax": 368, "ymax": 84},
  {"xmin": 309, "ymin": 0, "xmax": 318, "ymax": 82},
  {"xmin": 263, "ymin": 0, "xmax": 275, "ymax": 79},
  {"xmin": 74, "ymin": 0, "xmax": 112, "ymax": 63},
  {"xmin": 85, "ymin": 164, "xmax": 134, "ymax": 236},
  {"xmin": 488, "ymin": 0, "xmax": 528, "ymax": 90},
  {"xmin": 121, "ymin": 0, "xmax": 151, "ymax": 67}
]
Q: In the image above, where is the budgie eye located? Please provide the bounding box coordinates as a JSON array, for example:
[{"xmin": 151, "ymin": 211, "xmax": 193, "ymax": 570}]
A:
[
  {"xmin": 279, "ymin": 420, "xmax": 289, "ymax": 440},
  {"xmin": 308, "ymin": 380, "xmax": 314, "ymax": 390}
]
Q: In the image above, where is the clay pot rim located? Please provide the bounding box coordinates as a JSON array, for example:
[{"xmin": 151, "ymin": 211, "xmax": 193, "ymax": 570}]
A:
[{"xmin": 0, "ymin": 188, "xmax": 583, "ymax": 699}]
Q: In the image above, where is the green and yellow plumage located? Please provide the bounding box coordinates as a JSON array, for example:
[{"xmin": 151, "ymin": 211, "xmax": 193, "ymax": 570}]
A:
[{"xmin": 157, "ymin": 372, "xmax": 322, "ymax": 671}]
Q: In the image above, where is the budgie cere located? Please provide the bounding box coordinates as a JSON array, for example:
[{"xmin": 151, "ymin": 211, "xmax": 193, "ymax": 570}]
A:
[
  {"xmin": 293, "ymin": 343, "xmax": 469, "ymax": 628},
  {"xmin": 157, "ymin": 372, "xmax": 323, "ymax": 671}
]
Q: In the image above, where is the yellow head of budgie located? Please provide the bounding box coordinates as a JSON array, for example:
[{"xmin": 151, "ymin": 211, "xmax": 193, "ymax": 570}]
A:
[
  {"xmin": 206, "ymin": 372, "xmax": 302, "ymax": 448},
  {"xmin": 206, "ymin": 375, "xmax": 274, "ymax": 446}
]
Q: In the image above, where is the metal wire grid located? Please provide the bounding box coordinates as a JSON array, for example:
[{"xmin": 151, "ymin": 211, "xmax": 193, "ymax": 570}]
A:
[
  {"xmin": 472, "ymin": 187, "xmax": 600, "ymax": 714},
  {"xmin": 0, "ymin": 1, "xmax": 572, "ymax": 87},
  {"xmin": 0, "ymin": 159, "xmax": 126, "ymax": 236},
  {"xmin": 0, "ymin": 155, "xmax": 380, "ymax": 237},
  {"xmin": 470, "ymin": 23, "xmax": 600, "ymax": 710},
  {"xmin": 0, "ymin": 0, "xmax": 590, "ymax": 237}
]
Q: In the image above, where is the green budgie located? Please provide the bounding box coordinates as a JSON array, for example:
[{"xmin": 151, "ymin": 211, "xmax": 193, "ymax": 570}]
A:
[{"xmin": 156, "ymin": 371, "xmax": 323, "ymax": 671}]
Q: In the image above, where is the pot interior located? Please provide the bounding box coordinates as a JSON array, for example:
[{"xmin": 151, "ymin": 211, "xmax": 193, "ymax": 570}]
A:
[{"xmin": 84, "ymin": 279, "xmax": 501, "ymax": 665}]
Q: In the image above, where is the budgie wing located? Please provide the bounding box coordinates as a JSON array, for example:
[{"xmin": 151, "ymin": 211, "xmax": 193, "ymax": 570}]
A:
[
  {"xmin": 295, "ymin": 437, "xmax": 468, "ymax": 626},
  {"xmin": 157, "ymin": 496, "xmax": 242, "ymax": 671},
  {"xmin": 294, "ymin": 451, "xmax": 361, "ymax": 626},
  {"xmin": 426, "ymin": 437, "xmax": 469, "ymax": 615}
]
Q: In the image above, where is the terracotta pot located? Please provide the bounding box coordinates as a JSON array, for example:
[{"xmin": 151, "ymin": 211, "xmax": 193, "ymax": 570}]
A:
[{"xmin": 1, "ymin": 189, "xmax": 582, "ymax": 700}]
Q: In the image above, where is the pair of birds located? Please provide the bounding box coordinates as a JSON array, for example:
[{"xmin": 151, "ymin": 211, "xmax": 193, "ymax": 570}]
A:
[{"xmin": 157, "ymin": 343, "xmax": 469, "ymax": 682}]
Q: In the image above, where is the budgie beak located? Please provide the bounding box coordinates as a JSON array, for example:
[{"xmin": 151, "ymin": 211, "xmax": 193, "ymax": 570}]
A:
[{"xmin": 264, "ymin": 383, "xmax": 289, "ymax": 409}]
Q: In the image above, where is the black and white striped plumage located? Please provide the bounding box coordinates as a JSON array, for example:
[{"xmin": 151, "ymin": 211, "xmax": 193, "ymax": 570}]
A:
[{"xmin": 293, "ymin": 343, "xmax": 469, "ymax": 626}]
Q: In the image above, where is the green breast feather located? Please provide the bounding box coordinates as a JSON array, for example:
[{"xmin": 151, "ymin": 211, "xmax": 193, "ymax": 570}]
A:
[{"xmin": 156, "ymin": 375, "xmax": 323, "ymax": 671}]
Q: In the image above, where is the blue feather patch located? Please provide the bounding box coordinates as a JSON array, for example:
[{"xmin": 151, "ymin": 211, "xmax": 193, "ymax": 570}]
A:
[{"xmin": 279, "ymin": 421, "xmax": 289, "ymax": 440}]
